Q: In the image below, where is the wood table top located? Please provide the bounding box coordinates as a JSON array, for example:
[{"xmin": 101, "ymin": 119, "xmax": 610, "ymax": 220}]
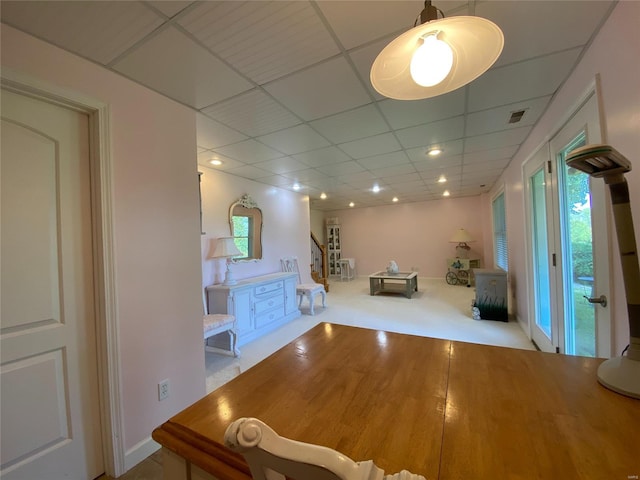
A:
[{"xmin": 152, "ymin": 323, "xmax": 640, "ymax": 480}]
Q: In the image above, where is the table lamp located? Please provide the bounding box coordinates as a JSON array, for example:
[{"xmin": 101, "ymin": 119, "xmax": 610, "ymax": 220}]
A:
[
  {"xmin": 566, "ymin": 143, "xmax": 639, "ymax": 399},
  {"xmin": 210, "ymin": 237, "xmax": 243, "ymax": 286},
  {"xmin": 450, "ymin": 228, "xmax": 474, "ymax": 258}
]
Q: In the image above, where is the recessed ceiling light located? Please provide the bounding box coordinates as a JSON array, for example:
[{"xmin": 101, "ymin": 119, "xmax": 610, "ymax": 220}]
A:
[
  {"xmin": 320, "ymin": 192, "xmax": 327, "ymax": 199},
  {"xmin": 438, "ymin": 175, "xmax": 447, "ymax": 183},
  {"xmin": 209, "ymin": 159, "xmax": 223, "ymax": 166},
  {"xmin": 372, "ymin": 184, "xmax": 381, "ymax": 193},
  {"xmin": 443, "ymin": 190, "xmax": 450, "ymax": 197},
  {"xmin": 392, "ymin": 197, "xmax": 399, "ymax": 202},
  {"xmin": 349, "ymin": 202, "xmax": 355, "ymax": 207},
  {"xmin": 293, "ymin": 183, "xmax": 301, "ymax": 191},
  {"xmin": 428, "ymin": 148, "xmax": 442, "ymax": 157}
]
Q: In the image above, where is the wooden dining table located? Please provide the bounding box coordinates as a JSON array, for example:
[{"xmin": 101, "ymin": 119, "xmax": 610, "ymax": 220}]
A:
[{"xmin": 152, "ymin": 323, "xmax": 640, "ymax": 480}]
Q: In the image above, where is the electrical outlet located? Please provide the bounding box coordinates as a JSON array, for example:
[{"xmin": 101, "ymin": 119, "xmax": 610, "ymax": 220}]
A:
[{"xmin": 158, "ymin": 379, "xmax": 169, "ymax": 401}]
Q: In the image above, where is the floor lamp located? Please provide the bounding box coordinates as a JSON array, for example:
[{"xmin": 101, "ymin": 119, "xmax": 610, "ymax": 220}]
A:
[{"xmin": 566, "ymin": 144, "xmax": 640, "ymax": 399}]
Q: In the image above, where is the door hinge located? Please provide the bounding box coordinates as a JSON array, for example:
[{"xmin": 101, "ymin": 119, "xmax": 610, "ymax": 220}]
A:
[
  {"xmin": 552, "ymin": 253, "xmax": 556, "ymax": 266},
  {"xmin": 547, "ymin": 160, "xmax": 552, "ymax": 173}
]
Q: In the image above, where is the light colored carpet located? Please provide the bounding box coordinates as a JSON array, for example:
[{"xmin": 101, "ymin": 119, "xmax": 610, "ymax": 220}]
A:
[{"xmin": 205, "ymin": 276, "xmax": 534, "ymax": 393}]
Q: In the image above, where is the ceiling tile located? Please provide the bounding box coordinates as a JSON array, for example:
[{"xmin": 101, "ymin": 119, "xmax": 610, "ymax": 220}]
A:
[
  {"xmin": 1, "ymin": 1, "xmax": 165, "ymax": 65},
  {"xmin": 254, "ymin": 174, "xmax": 292, "ymax": 187},
  {"xmin": 395, "ymin": 116, "xmax": 465, "ymax": 149},
  {"xmin": 316, "ymin": 1, "xmax": 420, "ymax": 50},
  {"xmin": 370, "ymin": 163, "xmax": 418, "ymax": 178},
  {"xmin": 347, "ymin": 40, "xmax": 389, "ymax": 100},
  {"xmin": 283, "ymin": 169, "xmax": 331, "ymax": 183},
  {"xmin": 479, "ymin": 1, "xmax": 614, "ymax": 67},
  {"xmin": 113, "ymin": 26, "xmax": 253, "ymax": 109},
  {"xmin": 338, "ymin": 171, "xmax": 376, "ymax": 185},
  {"xmin": 309, "ymin": 104, "xmax": 389, "ymax": 144},
  {"xmin": 405, "ymin": 140, "xmax": 464, "ymax": 163},
  {"xmin": 253, "ymin": 157, "xmax": 310, "ymax": 175},
  {"xmin": 465, "ymin": 127, "xmax": 531, "ymax": 154},
  {"xmin": 378, "ymin": 89, "xmax": 466, "ymax": 130},
  {"xmin": 356, "ymin": 151, "xmax": 411, "ymax": 171},
  {"xmin": 146, "ymin": 1, "xmax": 195, "ymax": 19},
  {"xmin": 413, "ymin": 155, "xmax": 464, "ymax": 172},
  {"xmin": 196, "ymin": 151, "xmax": 244, "ymax": 171},
  {"xmin": 467, "ymin": 48, "xmax": 582, "ymax": 112},
  {"xmin": 225, "ymin": 164, "xmax": 272, "ymax": 180},
  {"xmin": 463, "ymin": 159, "xmax": 510, "ymax": 173},
  {"xmin": 258, "ymin": 125, "xmax": 330, "ymax": 155},
  {"xmin": 463, "ymin": 146, "xmax": 519, "ymax": 164},
  {"xmin": 293, "ymin": 146, "xmax": 352, "ymax": 168},
  {"xmin": 339, "ymin": 132, "xmax": 401, "ymax": 159},
  {"xmin": 264, "ymin": 56, "xmax": 372, "ymax": 121},
  {"xmin": 196, "ymin": 113, "xmax": 247, "ymax": 149},
  {"xmin": 178, "ymin": 1, "xmax": 340, "ymax": 84},
  {"xmin": 215, "ymin": 139, "xmax": 285, "ymax": 163},
  {"xmin": 316, "ymin": 161, "xmax": 366, "ymax": 176},
  {"xmin": 201, "ymin": 89, "xmax": 301, "ymax": 137},
  {"xmin": 465, "ymin": 96, "xmax": 551, "ymax": 137}
]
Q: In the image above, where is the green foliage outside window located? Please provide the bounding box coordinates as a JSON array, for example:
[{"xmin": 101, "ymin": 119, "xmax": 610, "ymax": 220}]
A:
[{"xmin": 232, "ymin": 216, "xmax": 251, "ymax": 258}]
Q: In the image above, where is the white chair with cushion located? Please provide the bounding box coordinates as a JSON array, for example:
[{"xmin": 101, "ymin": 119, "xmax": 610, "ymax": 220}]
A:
[
  {"xmin": 203, "ymin": 313, "xmax": 240, "ymax": 357},
  {"xmin": 281, "ymin": 257, "xmax": 326, "ymax": 315},
  {"xmin": 224, "ymin": 417, "xmax": 426, "ymax": 480}
]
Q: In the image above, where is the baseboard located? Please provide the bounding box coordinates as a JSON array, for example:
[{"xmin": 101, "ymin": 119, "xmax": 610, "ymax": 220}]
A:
[{"xmin": 124, "ymin": 436, "xmax": 160, "ymax": 472}]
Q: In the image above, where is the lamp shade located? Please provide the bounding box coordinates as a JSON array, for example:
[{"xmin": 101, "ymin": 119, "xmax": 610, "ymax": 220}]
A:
[
  {"xmin": 370, "ymin": 15, "xmax": 503, "ymax": 100},
  {"xmin": 210, "ymin": 237, "xmax": 243, "ymax": 259},
  {"xmin": 450, "ymin": 228, "xmax": 475, "ymax": 244}
]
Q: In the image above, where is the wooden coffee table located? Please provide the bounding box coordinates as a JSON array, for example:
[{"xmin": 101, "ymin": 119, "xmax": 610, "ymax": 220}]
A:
[{"xmin": 369, "ymin": 271, "xmax": 418, "ymax": 298}]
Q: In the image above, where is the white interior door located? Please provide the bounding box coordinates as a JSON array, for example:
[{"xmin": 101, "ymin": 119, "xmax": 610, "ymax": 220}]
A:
[
  {"xmin": 1, "ymin": 88, "xmax": 104, "ymax": 479},
  {"xmin": 525, "ymin": 92, "xmax": 611, "ymax": 356}
]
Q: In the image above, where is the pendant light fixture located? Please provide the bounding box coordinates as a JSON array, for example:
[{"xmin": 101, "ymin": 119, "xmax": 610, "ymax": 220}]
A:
[{"xmin": 370, "ymin": 1, "xmax": 504, "ymax": 100}]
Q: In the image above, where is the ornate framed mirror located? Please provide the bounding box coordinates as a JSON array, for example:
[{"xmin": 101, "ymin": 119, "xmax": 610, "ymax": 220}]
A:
[{"xmin": 229, "ymin": 194, "xmax": 263, "ymax": 261}]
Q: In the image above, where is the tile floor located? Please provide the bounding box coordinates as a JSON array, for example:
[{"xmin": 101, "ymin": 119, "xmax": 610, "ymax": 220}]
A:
[{"xmin": 107, "ymin": 276, "xmax": 534, "ymax": 479}]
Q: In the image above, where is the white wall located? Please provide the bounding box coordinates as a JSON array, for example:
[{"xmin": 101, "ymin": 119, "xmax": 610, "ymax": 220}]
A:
[
  {"xmin": 486, "ymin": 1, "xmax": 640, "ymax": 354},
  {"xmin": 324, "ymin": 196, "xmax": 485, "ymax": 278},
  {"xmin": 199, "ymin": 166, "xmax": 312, "ymax": 292},
  {"xmin": 1, "ymin": 25, "xmax": 205, "ymax": 465}
]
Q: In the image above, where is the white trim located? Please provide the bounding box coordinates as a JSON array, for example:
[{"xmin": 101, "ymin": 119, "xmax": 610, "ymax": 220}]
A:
[
  {"xmin": 124, "ymin": 437, "xmax": 161, "ymax": 472},
  {"xmin": 1, "ymin": 68, "xmax": 125, "ymax": 476}
]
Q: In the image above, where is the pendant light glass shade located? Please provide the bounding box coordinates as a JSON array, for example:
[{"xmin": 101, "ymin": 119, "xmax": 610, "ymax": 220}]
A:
[{"xmin": 371, "ymin": 16, "xmax": 504, "ymax": 100}]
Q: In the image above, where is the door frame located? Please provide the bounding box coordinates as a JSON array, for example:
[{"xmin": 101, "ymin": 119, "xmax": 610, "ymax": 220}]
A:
[
  {"xmin": 522, "ymin": 76, "xmax": 612, "ymax": 357},
  {"xmin": 1, "ymin": 69, "xmax": 124, "ymax": 476}
]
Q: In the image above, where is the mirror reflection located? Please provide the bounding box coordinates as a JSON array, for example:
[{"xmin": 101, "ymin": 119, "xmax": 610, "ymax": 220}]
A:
[{"xmin": 229, "ymin": 194, "xmax": 262, "ymax": 261}]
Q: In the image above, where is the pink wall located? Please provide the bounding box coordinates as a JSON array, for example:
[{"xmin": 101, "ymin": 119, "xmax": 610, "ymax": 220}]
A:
[
  {"xmin": 485, "ymin": 1, "xmax": 640, "ymax": 354},
  {"xmin": 325, "ymin": 196, "xmax": 485, "ymax": 277},
  {"xmin": 1, "ymin": 25, "xmax": 205, "ymax": 461},
  {"xmin": 199, "ymin": 166, "xmax": 312, "ymax": 292}
]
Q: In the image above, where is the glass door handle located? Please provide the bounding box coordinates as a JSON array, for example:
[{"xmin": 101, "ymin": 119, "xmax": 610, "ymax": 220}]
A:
[{"xmin": 584, "ymin": 294, "xmax": 607, "ymax": 307}]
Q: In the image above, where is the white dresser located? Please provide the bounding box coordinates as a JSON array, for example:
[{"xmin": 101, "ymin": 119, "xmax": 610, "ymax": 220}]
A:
[{"xmin": 206, "ymin": 272, "xmax": 300, "ymax": 346}]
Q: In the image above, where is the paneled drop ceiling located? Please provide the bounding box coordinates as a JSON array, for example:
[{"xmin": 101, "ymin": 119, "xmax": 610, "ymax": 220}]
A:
[{"xmin": 1, "ymin": 1, "xmax": 615, "ymax": 210}]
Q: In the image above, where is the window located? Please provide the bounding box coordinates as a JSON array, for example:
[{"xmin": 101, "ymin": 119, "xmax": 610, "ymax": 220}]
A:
[
  {"xmin": 492, "ymin": 192, "xmax": 508, "ymax": 271},
  {"xmin": 231, "ymin": 214, "xmax": 252, "ymax": 259}
]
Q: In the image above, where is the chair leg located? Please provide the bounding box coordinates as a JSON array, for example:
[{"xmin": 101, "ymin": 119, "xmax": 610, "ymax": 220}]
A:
[
  {"xmin": 308, "ymin": 294, "xmax": 315, "ymax": 315},
  {"xmin": 230, "ymin": 329, "xmax": 240, "ymax": 357},
  {"xmin": 320, "ymin": 290, "xmax": 327, "ymax": 307}
]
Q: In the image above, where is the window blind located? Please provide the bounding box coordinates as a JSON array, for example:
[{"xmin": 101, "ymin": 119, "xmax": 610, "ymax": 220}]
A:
[{"xmin": 492, "ymin": 192, "xmax": 508, "ymax": 271}]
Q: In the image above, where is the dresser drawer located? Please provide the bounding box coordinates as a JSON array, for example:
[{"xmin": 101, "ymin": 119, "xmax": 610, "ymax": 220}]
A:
[
  {"xmin": 254, "ymin": 295, "xmax": 284, "ymax": 315},
  {"xmin": 254, "ymin": 281, "xmax": 283, "ymax": 297},
  {"xmin": 255, "ymin": 305, "xmax": 285, "ymax": 329}
]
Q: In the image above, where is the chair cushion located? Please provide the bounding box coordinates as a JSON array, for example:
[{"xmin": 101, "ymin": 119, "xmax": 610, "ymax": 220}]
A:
[
  {"xmin": 204, "ymin": 314, "xmax": 235, "ymax": 334},
  {"xmin": 297, "ymin": 283, "xmax": 324, "ymax": 294}
]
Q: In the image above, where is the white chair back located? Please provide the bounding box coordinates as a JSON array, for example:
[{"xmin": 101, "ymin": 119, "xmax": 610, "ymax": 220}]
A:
[
  {"xmin": 224, "ymin": 418, "xmax": 426, "ymax": 480},
  {"xmin": 280, "ymin": 256, "xmax": 303, "ymax": 284}
]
